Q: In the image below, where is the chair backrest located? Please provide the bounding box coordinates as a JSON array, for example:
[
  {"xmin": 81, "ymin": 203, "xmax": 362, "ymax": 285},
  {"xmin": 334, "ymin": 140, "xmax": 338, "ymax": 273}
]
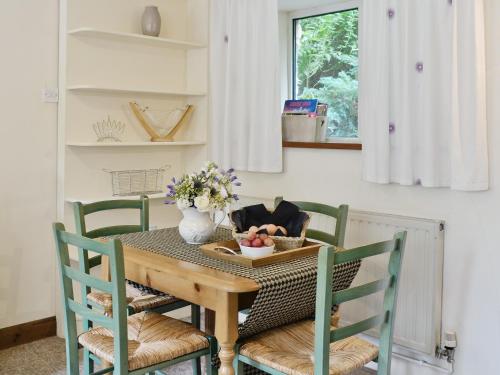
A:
[
  {"xmin": 73, "ymin": 196, "xmax": 150, "ymax": 338},
  {"xmin": 274, "ymin": 196, "xmax": 348, "ymax": 247},
  {"xmin": 313, "ymin": 231, "xmax": 407, "ymax": 375},
  {"xmin": 74, "ymin": 195, "xmax": 150, "ymax": 239},
  {"xmin": 73, "ymin": 196, "xmax": 149, "ymax": 270},
  {"xmin": 53, "ymin": 223, "xmax": 128, "ymax": 374}
]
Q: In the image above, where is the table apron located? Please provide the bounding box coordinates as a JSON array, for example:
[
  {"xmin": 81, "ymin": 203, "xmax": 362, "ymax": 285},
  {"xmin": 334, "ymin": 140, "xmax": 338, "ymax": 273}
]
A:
[{"xmin": 124, "ymin": 259, "xmax": 219, "ymax": 311}]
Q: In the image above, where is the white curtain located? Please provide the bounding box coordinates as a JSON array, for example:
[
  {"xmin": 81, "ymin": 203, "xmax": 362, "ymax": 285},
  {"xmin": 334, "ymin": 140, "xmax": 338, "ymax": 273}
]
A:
[
  {"xmin": 209, "ymin": 0, "xmax": 283, "ymax": 173},
  {"xmin": 359, "ymin": 0, "xmax": 488, "ymax": 190}
]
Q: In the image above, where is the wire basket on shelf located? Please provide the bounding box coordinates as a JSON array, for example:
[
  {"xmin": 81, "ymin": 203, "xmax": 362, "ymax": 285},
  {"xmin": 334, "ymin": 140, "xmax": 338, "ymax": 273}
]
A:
[{"xmin": 103, "ymin": 165, "xmax": 170, "ymax": 196}]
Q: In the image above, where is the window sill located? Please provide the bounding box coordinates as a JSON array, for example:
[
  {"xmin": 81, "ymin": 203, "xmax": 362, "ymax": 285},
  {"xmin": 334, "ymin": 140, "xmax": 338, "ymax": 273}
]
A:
[{"xmin": 282, "ymin": 141, "xmax": 362, "ymax": 150}]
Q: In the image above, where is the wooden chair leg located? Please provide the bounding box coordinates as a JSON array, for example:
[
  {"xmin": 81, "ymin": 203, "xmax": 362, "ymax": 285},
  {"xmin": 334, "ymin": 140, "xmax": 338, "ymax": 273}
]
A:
[
  {"xmin": 234, "ymin": 358, "xmax": 244, "ymax": 375},
  {"xmin": 191, "ymin": 304, "xmax": 201, "ymax": 328},
  {"xmin": 83, "ymin": 348, "xmax": 93, "ymax": 375},
  {"xmin": 192, "ymin": 358, "xmax": 202, "ymax": 375},
  {"xmin": 191, "ymin": 304, "xmax": 202, "ymax": 375},
  {"xmin": 208, "ymin": 336, "xmax": 219, "ymax": 375},
  {"xmin": 233, "ymin": 344, "xmax": 243, "ymax": 375},
  {"xmin": 65, "ymin": 340, "xmax": 80, "ymax": 375}
]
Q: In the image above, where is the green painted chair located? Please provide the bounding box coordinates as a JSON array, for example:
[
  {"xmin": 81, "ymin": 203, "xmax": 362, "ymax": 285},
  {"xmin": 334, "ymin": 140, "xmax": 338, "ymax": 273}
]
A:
[
  {"xmin": 53, "ymin": 223, "xmax": 218, "ymax": 375},
  {"xmin": 274, "ymin": 197, "xmax": 349, "ymax": 247},
  {"xmin": 73, "ymin": 196, "xmax": 201, "ymax": 374},
  {"xmin": 235, "ymin": 231, "xmax": 407, "ymax": 375}
]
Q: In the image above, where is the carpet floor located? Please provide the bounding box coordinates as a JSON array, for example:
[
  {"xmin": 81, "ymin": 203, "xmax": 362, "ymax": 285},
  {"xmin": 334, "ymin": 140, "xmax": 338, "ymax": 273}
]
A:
[
  {"xmin": 0, "ymin": 336, "xmax": 202, "ymax": 375},
  {"xmin": 0, "ymin": 336, "xmax": 373, "ymax": 374}
]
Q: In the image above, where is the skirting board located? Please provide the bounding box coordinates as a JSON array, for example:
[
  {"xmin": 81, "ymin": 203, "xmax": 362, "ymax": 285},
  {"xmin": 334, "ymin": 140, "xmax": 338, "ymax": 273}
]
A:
[{"xmin": 0, "ymin": 316, "xmax": 57, "ymax": 350}]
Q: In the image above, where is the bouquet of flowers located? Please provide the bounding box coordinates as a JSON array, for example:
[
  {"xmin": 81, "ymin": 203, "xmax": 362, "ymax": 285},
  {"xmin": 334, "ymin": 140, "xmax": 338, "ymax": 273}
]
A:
[{"xmin": 166, "ymin": 161, "xmax": 241, "ymax": 212}]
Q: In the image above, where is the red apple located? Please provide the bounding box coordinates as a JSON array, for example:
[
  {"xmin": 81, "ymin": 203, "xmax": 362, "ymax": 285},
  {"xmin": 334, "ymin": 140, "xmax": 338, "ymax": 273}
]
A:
[
  {"xmin": 240, "ymin": 239, "xmax": 251, "ymax": 247},
  {"xmin": 247, "ymin": 231, "xmax": 257, "ymax": 241},
  {"xmin": 251, "ymin": 238, "xmax": 263, "ymax": 247}
]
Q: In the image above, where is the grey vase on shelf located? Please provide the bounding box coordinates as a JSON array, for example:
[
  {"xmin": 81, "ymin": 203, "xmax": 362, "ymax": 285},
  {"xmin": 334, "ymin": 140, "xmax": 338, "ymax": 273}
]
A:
[{"xmin": 142, "ymin": 6, "xmax": 161, "ymax": 37}]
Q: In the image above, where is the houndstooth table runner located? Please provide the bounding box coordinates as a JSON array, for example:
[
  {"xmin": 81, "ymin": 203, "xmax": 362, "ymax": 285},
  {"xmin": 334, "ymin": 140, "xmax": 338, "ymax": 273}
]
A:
[{"xmin": 114, "ymin": 227, "xmax": 360, "ymax": 338}]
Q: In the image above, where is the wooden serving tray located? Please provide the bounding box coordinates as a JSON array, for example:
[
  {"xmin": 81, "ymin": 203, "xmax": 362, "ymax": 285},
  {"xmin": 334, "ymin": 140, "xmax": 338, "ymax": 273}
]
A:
[{"xmin": 200, "ymin": 239, "xmax": 322, "ymax": 267}]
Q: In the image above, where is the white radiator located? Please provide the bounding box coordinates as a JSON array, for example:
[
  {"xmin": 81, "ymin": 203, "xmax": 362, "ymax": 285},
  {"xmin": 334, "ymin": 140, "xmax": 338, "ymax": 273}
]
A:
[
  {"xmin": 342, "ymin": 211, "xmax": 444, "ymax": 356},
  {"xmin": 232, "ymin": 196, "xmax": 445, "ymax": 356}
]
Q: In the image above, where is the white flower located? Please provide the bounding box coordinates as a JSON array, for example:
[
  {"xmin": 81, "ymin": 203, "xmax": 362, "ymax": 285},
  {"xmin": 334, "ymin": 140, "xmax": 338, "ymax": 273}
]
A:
[
  {"xmin": 194, "ymin": 195, "xmax": 211, "ymax": 212},
  {"xmin": 177, "ymin": 198, "xmax": 191, "ymax": 210},
  {"xmin": 220, "ymin": 186, "xmax": 228, "ymax": 198}
]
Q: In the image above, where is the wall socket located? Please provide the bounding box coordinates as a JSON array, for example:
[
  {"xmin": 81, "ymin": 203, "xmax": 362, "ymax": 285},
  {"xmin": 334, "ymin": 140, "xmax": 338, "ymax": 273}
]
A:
[{"xmin": 41, "ymin": 88, "xmax": 59, "ymax": 103}]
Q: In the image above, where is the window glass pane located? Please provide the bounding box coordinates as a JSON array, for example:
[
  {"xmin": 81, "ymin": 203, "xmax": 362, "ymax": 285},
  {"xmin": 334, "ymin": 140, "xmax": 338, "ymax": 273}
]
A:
[{"xmin": 294, "ymin": 9, "xmax": 359, "ymax": 139}]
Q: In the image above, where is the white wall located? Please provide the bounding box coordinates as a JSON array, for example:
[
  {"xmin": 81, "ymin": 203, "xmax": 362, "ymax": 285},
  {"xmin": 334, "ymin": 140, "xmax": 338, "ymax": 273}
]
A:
[
  {"xmin": 0, "ymin": 2, "xmax": 498, "ymax": 375},
  {"xmin": 238, "ymin": 1, "xmax": 500, "ymax": 374},
  {"xmin": 0, "ymin": 0, "xmax": 59, "ymax": 328}
]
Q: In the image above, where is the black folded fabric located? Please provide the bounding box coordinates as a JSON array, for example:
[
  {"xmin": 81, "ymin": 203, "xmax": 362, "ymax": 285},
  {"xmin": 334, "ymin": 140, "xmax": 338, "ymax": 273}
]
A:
[
  {"xmin": 271, "ymin": 200, "xmax": 299, "ymax": 226},
  {"xmin": 231, "ymin": 201, "xmax": 307, "ymax": 237}
]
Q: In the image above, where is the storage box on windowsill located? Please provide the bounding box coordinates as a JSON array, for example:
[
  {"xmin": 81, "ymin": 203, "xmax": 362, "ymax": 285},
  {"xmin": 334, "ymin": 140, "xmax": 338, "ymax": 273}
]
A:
[{"xmin": 282, "ymin": 115, "xmax": 328, "ymax": 142}]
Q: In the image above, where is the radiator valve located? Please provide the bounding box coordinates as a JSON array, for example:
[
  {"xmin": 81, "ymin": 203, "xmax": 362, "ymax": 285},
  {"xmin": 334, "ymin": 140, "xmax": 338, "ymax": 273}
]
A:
[{"xmin": 435, "ymin": 331, "xmax": 457, "ymax": 363}]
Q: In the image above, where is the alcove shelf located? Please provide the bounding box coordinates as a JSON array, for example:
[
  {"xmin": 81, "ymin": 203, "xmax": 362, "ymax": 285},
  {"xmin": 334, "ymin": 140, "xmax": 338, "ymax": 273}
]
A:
[
  {"xmin": 66, "ymin": 141, "xmax": 206, "ymax": 147},
  {"xmin": 64, "ymin": 193, "xmax": 166, "ymax": 204},
  {"xmin": 67, "ymin": 85, "xmax": 206, "ymax": 97},
  {"xmin": 68, "ymin": 27, "xmax": 206, "ymax": 49}
]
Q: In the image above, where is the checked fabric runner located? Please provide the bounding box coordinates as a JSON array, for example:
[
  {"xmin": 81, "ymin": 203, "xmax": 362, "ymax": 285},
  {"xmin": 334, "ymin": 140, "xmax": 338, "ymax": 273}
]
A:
[{"xmin": 114, "ymin": 227, "xmax": 361, "ymax": 338}]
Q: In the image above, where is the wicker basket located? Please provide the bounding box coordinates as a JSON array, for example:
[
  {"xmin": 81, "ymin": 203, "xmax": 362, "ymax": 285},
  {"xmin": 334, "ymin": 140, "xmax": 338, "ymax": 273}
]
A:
[{"xmin": 229, "ymin": 210, "xmax": 310, "ymax": 251}]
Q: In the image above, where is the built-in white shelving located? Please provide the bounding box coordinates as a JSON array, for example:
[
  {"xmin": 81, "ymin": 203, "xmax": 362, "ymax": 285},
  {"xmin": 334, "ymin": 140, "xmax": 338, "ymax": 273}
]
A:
[
  {"xmin": 66, "ymin": 141, "xmax": 206, "ymax": 147},
  {"xmin": 67, "ymin": 85, "xmax": 206, "ymax": 97},
  {"xmin": 68, "ymin": 27, "xmax": 206, "ymax": 50},
  {"xmin": 57, "ymin": 0, "xmax": 208, "ymax": 337}
]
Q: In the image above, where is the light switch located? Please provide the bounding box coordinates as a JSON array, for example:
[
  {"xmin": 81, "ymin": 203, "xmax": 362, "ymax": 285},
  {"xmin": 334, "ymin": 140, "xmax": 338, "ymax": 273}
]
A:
[{"xmin": 41, "ymin": 88, "xmax": 59, "ymax": 103}]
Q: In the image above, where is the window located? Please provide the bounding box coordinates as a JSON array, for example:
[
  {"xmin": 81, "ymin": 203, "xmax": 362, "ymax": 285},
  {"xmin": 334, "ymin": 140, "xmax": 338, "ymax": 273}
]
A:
[{"xmin": 292, "ymin": 5, "xmax": 359, "ymax": 141}]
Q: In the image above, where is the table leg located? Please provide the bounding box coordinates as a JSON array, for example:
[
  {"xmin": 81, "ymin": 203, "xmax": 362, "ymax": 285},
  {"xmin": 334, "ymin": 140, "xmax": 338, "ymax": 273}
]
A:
[{"xmin": 215, "ymin": 291, "xmax": 239, "ymax": 375}]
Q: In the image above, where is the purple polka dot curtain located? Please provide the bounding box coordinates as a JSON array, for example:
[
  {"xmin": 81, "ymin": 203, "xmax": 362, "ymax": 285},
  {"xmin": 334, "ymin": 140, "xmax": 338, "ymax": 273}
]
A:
[
  {"xmin": 209, "ymin": 0, "xmax": 283, "ymax": 173},
  {"xmin": 359, "ymin": 0, "xmax": 488, "ymax": 190}
]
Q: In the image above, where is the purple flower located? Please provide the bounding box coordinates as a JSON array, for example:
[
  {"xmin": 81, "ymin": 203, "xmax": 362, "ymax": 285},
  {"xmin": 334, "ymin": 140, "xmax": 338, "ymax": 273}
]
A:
[
  {"xmin": 227, "ymin": 168, "xmax": 235, "ymax": 174},
  {"xmin": 164, "ymin": 199, "xmax": 176, "ymax": 205},
  {"xmin": 230, "ymin": 175, "xmax": 237, "ymax": 182},
  {"xmin": 416, "ymin": 62, "xmax": 424, "ymax": 73},
  {"xmin": 387, "ymin": 8, "xmax": 395, "ymax": 19},
  {"xmin": 415, "ymin": 178, "xmax": 422, "ymax": 185},
  {"xmin": 171, "ymin": 177, "xmax": 176, "ymax": 183},
  {"xmin": 233, "ymin": 194, "xmax": 240, "ymax": 201},
  {"xmin": 233, "ymin": 181, "xmax": 242, "ymax": 186},
  {"xmin": 389, "ymin": 122, "xmax": 396, "ymax": 134}
]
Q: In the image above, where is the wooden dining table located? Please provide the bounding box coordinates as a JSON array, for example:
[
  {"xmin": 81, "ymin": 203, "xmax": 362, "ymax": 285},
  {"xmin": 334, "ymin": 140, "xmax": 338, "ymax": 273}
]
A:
[{"xmin": 102, "ymin": 240, "xmax": 261, "ymax": 375}]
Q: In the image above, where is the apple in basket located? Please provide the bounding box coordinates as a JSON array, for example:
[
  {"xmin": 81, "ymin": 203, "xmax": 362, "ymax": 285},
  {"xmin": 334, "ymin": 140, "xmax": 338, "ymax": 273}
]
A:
[{"xmin": 239, "ymin": 232, "xmax": 275, "ymax": 258}]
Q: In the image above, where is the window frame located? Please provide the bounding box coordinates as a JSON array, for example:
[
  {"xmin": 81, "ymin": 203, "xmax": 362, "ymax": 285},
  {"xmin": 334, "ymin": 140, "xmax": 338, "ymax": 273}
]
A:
[{"xmin": 286, "ymin": 0, "xmax": 362, "ymax": 147}]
